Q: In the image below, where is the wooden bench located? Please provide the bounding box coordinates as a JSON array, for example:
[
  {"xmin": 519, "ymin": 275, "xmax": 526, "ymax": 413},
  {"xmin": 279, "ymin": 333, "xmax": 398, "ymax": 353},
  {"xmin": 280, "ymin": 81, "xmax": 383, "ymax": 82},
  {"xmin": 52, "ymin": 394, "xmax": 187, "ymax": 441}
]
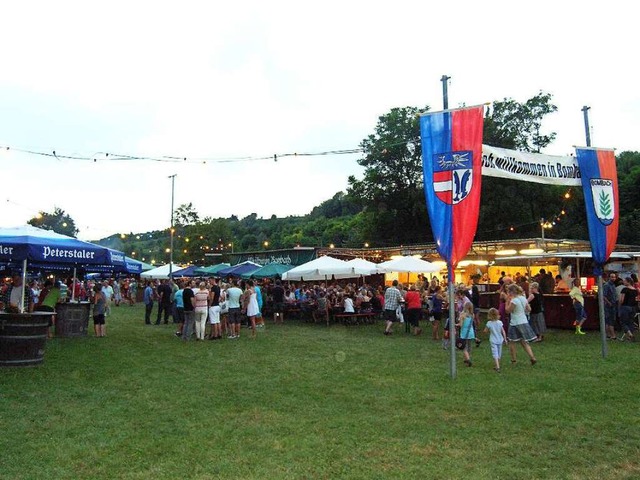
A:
[{"xmin": 333, "ymin": 312, "xmax": 378, "ymax": 326}]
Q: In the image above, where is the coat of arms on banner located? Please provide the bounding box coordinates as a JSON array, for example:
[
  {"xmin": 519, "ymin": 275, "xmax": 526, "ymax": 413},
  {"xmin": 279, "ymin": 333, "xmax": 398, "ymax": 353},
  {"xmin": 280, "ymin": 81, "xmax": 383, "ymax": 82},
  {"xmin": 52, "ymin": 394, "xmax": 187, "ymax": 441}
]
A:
[
  {"xmin": 590, "ymin": 178, "xmax": 615, "ymax": 225},
  {"xmin": 433, "ymin": 151, "xmax": 474, "ymax": 205}
]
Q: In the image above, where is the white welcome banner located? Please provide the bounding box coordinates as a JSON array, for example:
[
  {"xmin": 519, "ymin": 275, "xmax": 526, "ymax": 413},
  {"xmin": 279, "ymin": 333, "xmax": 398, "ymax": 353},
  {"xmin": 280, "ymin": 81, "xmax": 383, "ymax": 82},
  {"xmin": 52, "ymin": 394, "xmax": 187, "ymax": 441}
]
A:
[{"xmin": 481, "ymin": 145, "xmax": 582, "ymax": 186}]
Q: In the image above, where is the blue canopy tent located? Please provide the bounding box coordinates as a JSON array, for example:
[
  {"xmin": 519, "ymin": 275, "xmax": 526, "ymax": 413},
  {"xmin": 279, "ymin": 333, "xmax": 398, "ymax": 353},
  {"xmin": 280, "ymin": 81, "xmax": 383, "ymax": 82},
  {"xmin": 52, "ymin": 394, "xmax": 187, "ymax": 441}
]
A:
[
  {"xmin": 0, "ymin": 225, "xmax": 125, "ymax": 310},
  {"xmin": 170, "ymin": 265, "xmax": 202, "ymax": 277},
  {"xmin": 99, "ymin": 250, "xmax": 142, "ymax": 274},
  {"xmin": 87, "ymin": 254, "xmax": 143, "ymax": 276},
  {"xmin": 194, "ymin": 264, "xmax": 230, "ymax": 277},
  {"xmin": 217, "ymin": 261, "xmax": 262, "ymax": 278}
]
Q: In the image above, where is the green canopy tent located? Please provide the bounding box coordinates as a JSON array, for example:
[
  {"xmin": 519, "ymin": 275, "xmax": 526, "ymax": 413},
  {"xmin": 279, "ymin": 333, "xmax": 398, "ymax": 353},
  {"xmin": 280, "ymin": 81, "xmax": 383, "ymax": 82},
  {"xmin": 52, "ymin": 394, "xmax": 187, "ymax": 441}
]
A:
[
  {"xmin": 240, "ymin": 262, "xmax": 293, "ymax": 279},
  {"xmin": 194, "ymin": 263, "xmax": 230, "ymax": 277}
]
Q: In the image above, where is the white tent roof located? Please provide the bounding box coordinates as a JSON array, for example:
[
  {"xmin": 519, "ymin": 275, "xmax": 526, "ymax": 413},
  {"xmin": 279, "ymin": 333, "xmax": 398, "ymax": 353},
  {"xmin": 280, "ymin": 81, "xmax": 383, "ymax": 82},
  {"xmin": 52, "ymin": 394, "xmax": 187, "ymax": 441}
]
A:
[
  {"xmin": 344, "ymin": 258, "xmax": 384, "ymax": 275},
  {"xmin": 377, "ymin": 256, "xmax": 441, "ymax": 273},
  {"xmin": 139, "ymin": 263, "xmax": 182, "ymax": 279},
  {"xmin": 282, "ymin": 255, "xmax": 368, "ymax": 281}
]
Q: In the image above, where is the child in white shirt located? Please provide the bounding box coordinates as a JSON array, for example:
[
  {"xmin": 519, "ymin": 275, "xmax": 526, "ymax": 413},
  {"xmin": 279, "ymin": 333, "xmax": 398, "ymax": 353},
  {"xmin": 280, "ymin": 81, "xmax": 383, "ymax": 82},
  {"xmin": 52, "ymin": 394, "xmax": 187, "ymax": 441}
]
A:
[{"xmin": 483, "ymin": 307, "xmax": 507, "ymax": 372}]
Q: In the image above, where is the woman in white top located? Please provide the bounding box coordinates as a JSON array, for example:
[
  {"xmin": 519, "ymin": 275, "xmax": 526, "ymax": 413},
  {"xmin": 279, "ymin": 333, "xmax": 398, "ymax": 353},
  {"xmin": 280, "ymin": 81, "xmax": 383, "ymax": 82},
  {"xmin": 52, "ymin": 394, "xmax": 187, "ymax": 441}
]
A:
[
  {"xmin": 343, "ymin": 294, "xmax": 355, "ymax": 314},
  {"xmin": 505, "ymin": 284, "xmax": 538, "ymax": 365},
  {"xmin": 245, "ymin": 280, "xmax": 260, "ymax": 338}
]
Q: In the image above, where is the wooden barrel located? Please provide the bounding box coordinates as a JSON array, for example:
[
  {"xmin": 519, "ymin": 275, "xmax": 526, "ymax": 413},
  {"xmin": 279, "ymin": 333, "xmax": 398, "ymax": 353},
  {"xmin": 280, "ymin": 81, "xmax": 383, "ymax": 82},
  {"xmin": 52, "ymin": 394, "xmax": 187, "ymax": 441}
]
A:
[
  {"xmin": 55, "ymin": 302, "xmax": 91, "ymax": 337},
  {"xmin": 0, "ymin": 312, "xmax": 51, "ymax": 367}
]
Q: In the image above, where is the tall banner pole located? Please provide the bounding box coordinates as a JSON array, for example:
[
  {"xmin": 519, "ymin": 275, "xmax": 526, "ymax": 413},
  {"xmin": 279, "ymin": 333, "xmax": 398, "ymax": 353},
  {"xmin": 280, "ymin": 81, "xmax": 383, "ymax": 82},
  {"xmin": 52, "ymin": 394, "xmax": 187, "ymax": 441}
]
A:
[
  {"xmin": 420, "ymin": 105, "xmax": 484, "ymax": 380},
  {"xmin": 448, "ymin": 265, "xmax": 456, "ymax": 379},
  {"xmin": 575, "ymin": 146, "xmax": 618, "ymax": 360},
  {"xmin": 597, "ymin": 274, "xmax": 608, "ymax": 358}
]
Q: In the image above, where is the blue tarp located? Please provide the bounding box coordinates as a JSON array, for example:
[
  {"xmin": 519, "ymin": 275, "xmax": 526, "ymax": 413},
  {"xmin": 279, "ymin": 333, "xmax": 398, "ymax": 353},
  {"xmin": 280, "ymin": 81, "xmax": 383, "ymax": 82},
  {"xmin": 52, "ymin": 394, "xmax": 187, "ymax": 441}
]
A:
[
  {"xmin": 216, "ymin": 261, "xmax": 261, "ymax": 277},
  {"xmin": 170, "ymin": 265, "xmax": 202, "ymax": 277}
]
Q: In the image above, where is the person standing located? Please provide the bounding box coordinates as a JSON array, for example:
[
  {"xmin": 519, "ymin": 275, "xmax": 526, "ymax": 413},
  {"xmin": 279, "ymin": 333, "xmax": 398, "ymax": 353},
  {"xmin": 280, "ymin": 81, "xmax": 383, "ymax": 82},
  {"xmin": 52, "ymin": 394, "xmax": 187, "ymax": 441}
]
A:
[
  {"xmin": 143, "ymin": 281, "xmax": 154, "ymax": 325},
  {"xmin": 457, "ymin": 302, "xmax": 476, "ymax": 366},
  {"xmin": 1, "ymin": 275, "xmax": 33, "ymax": 312},
  {"xmin": 167, "ymin": 279, "xmax": 178, "ymax": 324},
  {"xmin": 602, "ymin": 273, "xmax": 618, "ymax": 340},
  {"xmin": 383, "ymin": 280, "xmax": 403, "ymax": 336},
  {"xmin": 527, "ymin": 282, "xmax": 547, "ymax": 342},
  {"xmin": 471, "ymin": 276, "xmax": 482, "ymax": 347},
  {"xmin": 101, "ymin": 280, "xmax": 114, "ymax": 317},
  {"xmin": 618, "ymin": 277, "xmax": 637, "ymax": 341},
  {"xmin": 173, "ymin": 280, "xmax": 185, "ymax": 337},
  {"xmin": 193, "ymin": 282, "xmax": 210, "ymax": 341},
  {"xmin": 430, "ymin": 286, "xmax": 444, "ymax": 341},
  {"xmin": 92, "ymin": 284, "xmax": 107, "ymax": 337},
  {"xmin": 34, "ymin": 279, "xmax": 61, "ymax": 338},
  {"xmin": 208, "ymin": 278, "xmax": 222, "ymax": 340},
  {"xmin": 404, "ymin": 284, "xmax": 423, "ymax": 336},
  {"xmin": 112, "ymin": 280, "xmax": 121, "ymax": 307},
  {"xmin": 155, "ymin": 280, "xmax": 172, "ymax": 325},
  {"xmin": 505, "ymin": 284, "xmax": 537, "ymax": 365},
  {"xmin": 539, "ymin": 269, "xmax": 555, "ymax": 295},
  {"xmin": 254, "ymin": 281, "xmax": 265, "ymax": 328},
  {"xmin": 272, "ymin": 279, "xmax": 285, "ymax": 324},
  {"xmin": 244, "ymin": 280, "xmax": 260, "ymax": 338},
  {"xmin": 484, "ymin": 307, "xmax": 507, "ymax": 372},
  {"xmin": 181, "ymin": 281, "xmax": 196, "ymax": 340},
  {"xmin": 569, "ymin": 278, "xmax": 587, "ymax": 335},
  {"xmin": 226, "ymin": 280, "xmax": 244, "ymax": 339},
  {"xmin": 129, "ymin": 278, "xmax": 138, "ymax": 305}
]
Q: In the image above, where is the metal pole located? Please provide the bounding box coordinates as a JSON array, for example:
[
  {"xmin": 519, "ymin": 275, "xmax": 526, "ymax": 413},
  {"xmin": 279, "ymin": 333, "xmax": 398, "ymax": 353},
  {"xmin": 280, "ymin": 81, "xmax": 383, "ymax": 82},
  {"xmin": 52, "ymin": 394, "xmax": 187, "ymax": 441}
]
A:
[
  {"xmin": 582, "ymin": 106, "xmax": 591, "ymax": 147},
  {"xmin": 168, "ymin": 174, "xmax": 176, "ymax": 278},
  {"xmin": 20, "ymin": 259, "xmax": 27, "ymax": 313},
  {"xmin": 71, "ymin": 267, "xmax": 76, "ymax": 302},
  {"xmin": 448, "ymin": 264, "xmax": 457, "ymax": 379},
  {"xmin": 441, "ymin": 75, "xmax": 450, "ymax": 110},
  {"xmin": 597, "ymin": 274, "xmax": 608, "ymax": 358}
]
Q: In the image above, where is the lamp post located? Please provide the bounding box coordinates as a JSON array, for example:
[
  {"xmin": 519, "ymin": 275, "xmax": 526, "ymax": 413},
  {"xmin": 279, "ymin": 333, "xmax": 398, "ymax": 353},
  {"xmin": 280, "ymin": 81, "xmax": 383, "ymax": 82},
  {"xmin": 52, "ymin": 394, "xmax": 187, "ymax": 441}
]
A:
[
  {"xmin": 540, "ymin": 218, "xmax": 553, "ymax": 243},
  {"xmin": 168, "ymin": 174, "xmax": 177, "ymax": 278},
  {"xmin": 441, "ymin": 74, "xmax": 451, "ymax": 110}
]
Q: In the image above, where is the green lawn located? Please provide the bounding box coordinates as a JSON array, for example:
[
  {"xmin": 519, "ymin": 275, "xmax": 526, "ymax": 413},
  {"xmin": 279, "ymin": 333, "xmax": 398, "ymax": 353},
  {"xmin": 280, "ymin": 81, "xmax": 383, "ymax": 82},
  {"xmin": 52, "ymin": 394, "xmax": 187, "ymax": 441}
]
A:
[{"xmin": 1, "ymin": 305, "xmax": 639, "ymax": 479}]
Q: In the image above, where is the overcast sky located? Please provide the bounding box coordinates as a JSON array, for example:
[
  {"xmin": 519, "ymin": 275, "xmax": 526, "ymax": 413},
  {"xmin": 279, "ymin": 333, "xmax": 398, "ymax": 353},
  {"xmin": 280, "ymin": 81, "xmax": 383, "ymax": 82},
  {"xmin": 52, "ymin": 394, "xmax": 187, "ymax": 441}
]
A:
[{"xmin": 1, "ymin": 0, "xmax": 637, "ymax": 240}]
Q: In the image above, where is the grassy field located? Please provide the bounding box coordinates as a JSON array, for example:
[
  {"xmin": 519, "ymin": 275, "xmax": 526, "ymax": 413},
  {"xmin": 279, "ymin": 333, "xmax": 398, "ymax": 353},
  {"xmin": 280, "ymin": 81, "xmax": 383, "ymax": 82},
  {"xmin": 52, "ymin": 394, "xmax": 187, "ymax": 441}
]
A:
[{"xmin": 1, "ymin": 304, "xmax": 639, "ymax": 479}]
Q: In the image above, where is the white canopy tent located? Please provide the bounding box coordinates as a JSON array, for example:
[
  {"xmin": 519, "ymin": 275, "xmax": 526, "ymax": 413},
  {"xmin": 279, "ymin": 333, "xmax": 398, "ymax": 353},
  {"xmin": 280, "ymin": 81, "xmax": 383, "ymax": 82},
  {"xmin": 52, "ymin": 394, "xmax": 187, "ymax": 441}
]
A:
[
  {"xmin": 377, "ymin": 256, "xmax": 442, "ymax": 274},
  {"xmin": 344, "ymin": 258, "xmax": 384, "ymax": 275},
  {"xmin": 139, "ymin": 263, "xmax": 182, "ymax": 280},
  {"xmin": 282, "ymin": 255, "xmax": 372, "ymax": 281}
]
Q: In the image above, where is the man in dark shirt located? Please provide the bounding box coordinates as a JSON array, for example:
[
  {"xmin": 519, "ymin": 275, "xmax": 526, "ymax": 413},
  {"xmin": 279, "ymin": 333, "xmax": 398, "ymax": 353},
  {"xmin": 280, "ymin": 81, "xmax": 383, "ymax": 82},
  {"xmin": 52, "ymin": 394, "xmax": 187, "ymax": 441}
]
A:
[
  {"xmin": 155, "ymin": 279, "xmax": 173, "ymax": 325},
  {"xmin": 538, "ymin": 269, "xmax": 555, "ymax": 294},
  {"xmin": 181, "ymin": 281, "xmax": 196, "ymax": 340},
  {"xmin": 272, "ymin": 279, "xmax": 285, "ymax": 324}
]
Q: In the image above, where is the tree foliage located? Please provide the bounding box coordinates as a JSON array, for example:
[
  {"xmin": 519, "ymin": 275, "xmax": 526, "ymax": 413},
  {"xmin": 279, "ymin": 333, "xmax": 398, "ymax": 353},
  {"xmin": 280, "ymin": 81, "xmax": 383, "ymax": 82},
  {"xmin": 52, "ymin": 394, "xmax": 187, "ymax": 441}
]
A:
[
  {"xmin": 484, "ymin": 91, "xmax": 557, "ymax": 153},
  {"xmin": 28, "ymin": 207, "xmax": 79, "ymax": 237},
  {"xmin": 347, "ymin": 106, "xmax": 431, "ymax": 245},
  {"xmin": 173, "ymin": 202, "xmax": 200, "ymax": 227}
]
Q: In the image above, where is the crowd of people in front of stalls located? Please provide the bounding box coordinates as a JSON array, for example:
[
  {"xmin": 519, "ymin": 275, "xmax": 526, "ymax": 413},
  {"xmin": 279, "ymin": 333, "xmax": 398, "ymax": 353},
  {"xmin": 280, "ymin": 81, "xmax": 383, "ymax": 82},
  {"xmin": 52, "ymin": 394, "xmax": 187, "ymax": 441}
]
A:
[{"xmin": 3, "ymin": 267, "xmax": 637, "ymax": 370}]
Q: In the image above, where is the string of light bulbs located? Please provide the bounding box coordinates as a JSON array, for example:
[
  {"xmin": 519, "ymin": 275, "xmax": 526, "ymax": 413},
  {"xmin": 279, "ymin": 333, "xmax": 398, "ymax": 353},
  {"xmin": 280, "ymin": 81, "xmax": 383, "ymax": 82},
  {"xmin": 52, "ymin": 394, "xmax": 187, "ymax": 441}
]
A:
[{"xmin": 0, "ymin": 144, "xmax": 364, "ymax": 165}]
